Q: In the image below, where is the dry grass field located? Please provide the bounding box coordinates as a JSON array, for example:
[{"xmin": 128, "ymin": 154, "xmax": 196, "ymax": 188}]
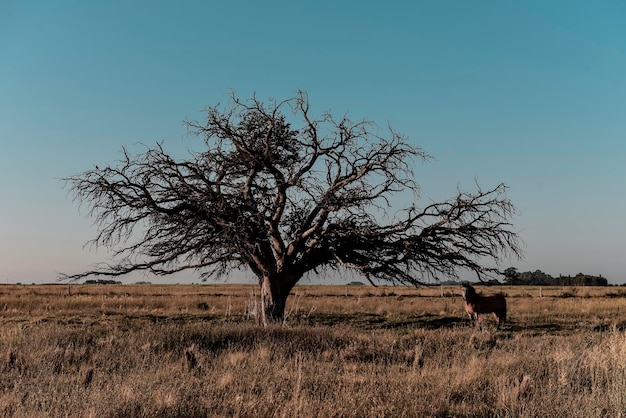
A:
[{"xmin": 1, "ymin": 283, "xmax": 626, "ymax": 417}]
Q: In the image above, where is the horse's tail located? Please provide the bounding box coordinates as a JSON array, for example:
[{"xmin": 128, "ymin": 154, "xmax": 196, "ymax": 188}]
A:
[{"xmin": 500, "ymin": 297, "xmax": 507, "ymax": 323}]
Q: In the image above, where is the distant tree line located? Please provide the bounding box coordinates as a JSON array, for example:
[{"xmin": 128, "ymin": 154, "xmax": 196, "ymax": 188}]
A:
[
  {"xmin": 502, "ymin": 268, "xmax": 607, "ymax": 286},
  {"xmin": 83, "ymin": 279, "xmax": 122, "ymax": 285}
]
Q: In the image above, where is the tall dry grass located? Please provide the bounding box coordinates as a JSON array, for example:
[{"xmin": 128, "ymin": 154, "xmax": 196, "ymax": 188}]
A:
[{"xmin": 0, "ymin": 284, "xmax": 625, "ymax": 417}]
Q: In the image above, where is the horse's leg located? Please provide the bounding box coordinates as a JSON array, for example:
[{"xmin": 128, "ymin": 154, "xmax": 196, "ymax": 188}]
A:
[{"xmin": 495, "ymin": 312, "xmax": 501, "ymax": 329}]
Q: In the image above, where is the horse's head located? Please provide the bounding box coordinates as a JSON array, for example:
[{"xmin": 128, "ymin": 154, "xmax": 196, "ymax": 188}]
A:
[{"xmin": 461, "ymin": 283, "xmax": 476, "ymax": 301}]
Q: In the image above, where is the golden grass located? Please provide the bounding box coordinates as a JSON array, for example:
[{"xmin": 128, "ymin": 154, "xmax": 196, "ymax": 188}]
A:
[{"xmin": 0, "ymin": 283, "xmax": 626, "ymax": 417}]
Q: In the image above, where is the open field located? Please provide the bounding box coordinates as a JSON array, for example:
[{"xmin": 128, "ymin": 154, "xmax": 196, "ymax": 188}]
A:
[{"xmin": 1, "ymin": 283, "xmax": 626, "ymax": 417}]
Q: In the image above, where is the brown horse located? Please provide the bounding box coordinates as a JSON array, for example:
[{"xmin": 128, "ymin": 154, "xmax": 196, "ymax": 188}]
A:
[{"xmin": 461, "ymin": 283, "xmax": 507, "ymax": 330}]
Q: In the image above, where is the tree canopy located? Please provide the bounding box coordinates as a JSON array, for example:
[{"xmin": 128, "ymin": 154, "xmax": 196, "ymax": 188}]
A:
[{"xmin": 63, "ymin": 91, "xmax": 522, "ymax": 321}]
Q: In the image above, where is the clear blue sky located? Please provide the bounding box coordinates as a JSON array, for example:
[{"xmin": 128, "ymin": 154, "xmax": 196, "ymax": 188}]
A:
[{"xmin": 1, "ymin": 1, "xmax": 625, "ymax": 284}]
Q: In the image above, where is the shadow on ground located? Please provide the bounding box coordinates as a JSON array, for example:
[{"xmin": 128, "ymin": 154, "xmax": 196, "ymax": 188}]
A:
[{"xmin": 298, "ymin": 312, "xmax": 467, "ymax": 330}]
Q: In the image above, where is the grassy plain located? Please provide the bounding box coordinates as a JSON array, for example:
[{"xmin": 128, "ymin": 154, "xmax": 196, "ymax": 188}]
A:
[{"xmin": 1, "ymin": 283, "xmax": 626, "ymax": 417}]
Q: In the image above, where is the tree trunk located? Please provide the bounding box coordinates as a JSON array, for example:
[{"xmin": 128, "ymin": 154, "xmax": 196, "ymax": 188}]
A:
[{"xmin": 259, "ymin": 275, "xmax": 291, "ymax": 325}]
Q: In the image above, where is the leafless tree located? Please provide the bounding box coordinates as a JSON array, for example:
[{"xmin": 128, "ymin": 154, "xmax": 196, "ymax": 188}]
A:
[{"xmin": 62, "ymin": 91, "xmax": 522, "ymax": 322}]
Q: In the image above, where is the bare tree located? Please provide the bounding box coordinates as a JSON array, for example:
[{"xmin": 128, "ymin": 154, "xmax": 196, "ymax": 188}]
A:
[{"xmin": 62, "ymin": 91, "xmax": 522, "ymax": 322}]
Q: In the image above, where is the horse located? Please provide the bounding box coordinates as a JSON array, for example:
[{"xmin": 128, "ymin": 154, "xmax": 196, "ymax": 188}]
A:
[{"xmin": 461, "ymin": 283, "xmax": 507, "ymax": 330}]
